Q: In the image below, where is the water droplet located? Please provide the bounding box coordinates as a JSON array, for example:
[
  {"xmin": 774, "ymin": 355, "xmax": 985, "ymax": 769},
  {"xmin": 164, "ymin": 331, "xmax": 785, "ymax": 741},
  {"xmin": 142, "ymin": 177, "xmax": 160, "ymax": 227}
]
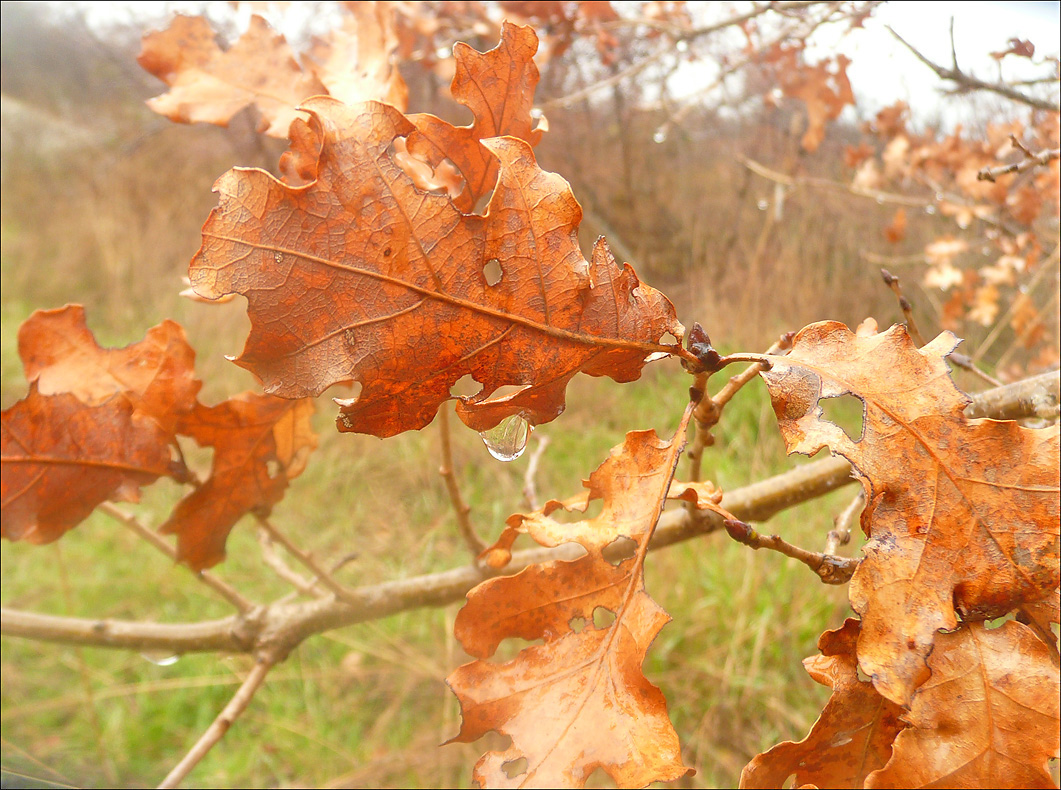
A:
[
  {"xmin": 876, "ymin": 196, "xmax": 884, "ymax": 205},
  {"xmin": 676, "ymin": 39, "xmax": 689, "ymax": 52},
  {"xmin": 274, "ymin": 251, "xmax": 284, "ymax": 263},
  {"xmin": 934, "ymin": 192, "xmax": 945, "ymax": 202},
  {"xmin": 924, "ymin": 205, "xmax": 936, "ymax": 215},
  {"xmin": 757, "ymin": 200, "xmax": 769, "ymax": 211},
  {"xmin": 141, "ymin": 651, "xmax": 180, "ymax": 667},
  {"xmin": 479, "ymin": 415, "xmax": 530, "ymax": 462},
  {"xmin": 652, "ymin": 129, "xmax": 667, "ymax": 144}
]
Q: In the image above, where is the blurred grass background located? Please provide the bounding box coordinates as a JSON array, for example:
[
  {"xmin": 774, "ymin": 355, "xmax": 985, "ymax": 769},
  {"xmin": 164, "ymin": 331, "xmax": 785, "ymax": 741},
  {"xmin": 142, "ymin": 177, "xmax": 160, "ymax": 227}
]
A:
[{"xmin": 0, "ymin": 3, "xmax": 1003, "ymax": 788}]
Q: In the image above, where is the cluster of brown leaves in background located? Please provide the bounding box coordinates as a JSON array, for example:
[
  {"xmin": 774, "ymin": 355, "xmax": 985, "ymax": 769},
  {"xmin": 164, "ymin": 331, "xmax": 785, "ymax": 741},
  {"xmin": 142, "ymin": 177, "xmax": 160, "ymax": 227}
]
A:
[
  {"xmin": 849, "ymin": 96, "xmax": 1060, "ymax": 376},
  {"xmin": 2, "ymin": 4, "xmax": 1059, "ymax": 789}
]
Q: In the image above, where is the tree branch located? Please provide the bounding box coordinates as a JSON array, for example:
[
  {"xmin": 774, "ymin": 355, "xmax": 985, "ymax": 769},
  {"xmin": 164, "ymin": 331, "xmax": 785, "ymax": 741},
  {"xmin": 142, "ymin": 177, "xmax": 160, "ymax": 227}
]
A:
[
  {"xmin": 3, "ymin": 376, "xmax": 1053, "ymax": 657},
  {"xmin": 723, "ymin": 518, "xmax": 860, "ymax": 584},
  {"xmin": 887, "ymin": 25, "xmax": 1060, "ymax": 112}
]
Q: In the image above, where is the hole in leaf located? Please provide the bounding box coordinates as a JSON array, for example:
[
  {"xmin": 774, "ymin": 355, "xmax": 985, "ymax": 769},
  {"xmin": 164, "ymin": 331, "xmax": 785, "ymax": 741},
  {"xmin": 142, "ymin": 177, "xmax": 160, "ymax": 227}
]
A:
[
  {"xmin": 483, "ymin": 258, "xmax": 502, "ymax": 286},
  {"xmin": 450, "ymin": 374, "xmax": 481, "ymax": 398},
  {"xmin": 604, "ymin": 536, "xmax": 637, "ymax": 565},
  {"xmin": 593, "ymin": 606, "xmax": 616, "ymax": 630},
  {"xmin": 820, "ymin": 394, "xmax": 865, "ymax": 442},
  {"xmin": 266, "ymin": 459, "xmax": 281, "ymax": 478},
  {"xmin": 486, "ymin": 383, "xmax": 527, "ymax": 400},
  {"xmin": 856, "ymin": 665, "xmax": 872, "ymax": 683},
  {"xmin": 502, "ymin": 757, "xmax": 528, "ymax": 778},
  {"xmin": 491, "ymin": 636, "xmax": 543, "ymax": 664},
  {"xmin": 569, "ymin": 616, "xmax": 587, "ymax": 633},
  {"xmin": 660, "ymin": 331, "xmax": 679, "ymax": 345},
  {"xmin": 472, "ymin": 181, "xmax": 496, "ymax": 215}
]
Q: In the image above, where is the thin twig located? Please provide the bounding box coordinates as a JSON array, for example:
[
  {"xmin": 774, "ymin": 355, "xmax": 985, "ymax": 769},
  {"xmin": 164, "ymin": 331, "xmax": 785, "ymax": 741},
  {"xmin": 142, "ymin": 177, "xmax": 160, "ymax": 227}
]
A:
[
  {"xmin": 438, "ymin": 404, "xmax": 486, "ymax": 556},
  {"xmin": 744, "ymin": 156, "xmax": 933, "ymax": 208},
  {"xmin": 723, "ymin": 518, "xmax": 860, "ymax": 584},
  {"xmin": 254, "ymin": 515, "xmax": 358, "ymax": 603},
  {"xmin": 995, "ymin": 288, "xmax": 1061, "ymax": 375},
  {"xmin": 978, "ymin": 143, "xmax": 1060, "ymax": 182},
  {"xmin": 257, "ymin": 527, "xmax": 325, "ymax": 597},
  {"xmin": 880, "ymin": 269, "xmax": 1002, "ymax": 386},
  {"xmin": 157, "ymin": 656, "xmax": 275, "ymax": 789},
  {"xmin": 825, "ymin": 490, "xmax": 865, "ymax": 555},
  {"xmin": 887, "ymin": 25, "xmax": 1058, "ymax": 112},
  {"xmin": 98, "ymin": 503, "xmax": 253, "ymax": 614},
  {"xmin": 4, "ymin": 369, "xmax": 1052, "ymax": 656},
  {"xmin": 688, "ymin": 333, "xmax": 793, "ymax": 481},
  {"xmin": 880, "ymin": 268, "xmax": 926, "ymax": 347},
  {"xmin": 522, "ymin": 434, "xmax": 551, "ymax": 510}
]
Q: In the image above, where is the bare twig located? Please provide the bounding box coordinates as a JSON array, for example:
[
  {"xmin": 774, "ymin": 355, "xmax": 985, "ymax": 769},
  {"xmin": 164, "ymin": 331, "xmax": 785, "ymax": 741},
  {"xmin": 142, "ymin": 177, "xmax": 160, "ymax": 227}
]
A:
[
  {"xmin": 978, "ymin": 142, "xmax": 1060, "ymax": 183},
  {"xmin": 887, "ymin": 25, "xmax": 1059, "ymax": 112},
  {"xmin": 522, "ymin": 434, "xmax": 551, "ymax": 510},
  {"xmin": 825, "ymin": 490, "xmax": 865, "ymax": 555},
  {"xmin": 880, "ymin": 268, "xmax": 926, "ymax": 347},
  {"xmin": 257, "ymin": 527, "xmax": 324, "ymax": 597},
  {"xmin": 688, "ymin": 333, "xmax": 793, "ymax": 482},
  {"xmin": 995, "ymin": 289, "xmax": 1061, "ymax": 375},
  {"xmin": 743, "ymin": 156, "xmax": 933, "ymax": 208},
  {"xmin": 157, "ymin": 656, "xmax": 275, "ymax": 789},
  {"xmin": 254, "ymin": 515, "xmax": 357, "ymax": 603},
  {"xmin": 98, "ymin": 503, "xmax": 253, "ymax": 614},
  {"xmin": 879, "ymin": 269, "xmax": 1003, "ymax": 386},
  {"xmin": 4, "ymin": 376, "xmax": 1051, "ymax": 656},
  {"xmin": 723, "ymin": 518, "xmax": 860, "ymax": 584},
  {"xmin": 438, "ymin": 405, "xmax": 486, "ymax": 557}
]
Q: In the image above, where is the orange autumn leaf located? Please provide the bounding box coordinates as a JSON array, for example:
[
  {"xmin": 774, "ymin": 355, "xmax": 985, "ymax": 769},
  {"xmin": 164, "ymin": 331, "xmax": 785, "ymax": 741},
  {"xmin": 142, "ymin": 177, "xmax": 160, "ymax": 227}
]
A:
[
  {"xmin": 758, "ymin": 322, "xmax": 1059, "ymax": 707},
  {"xmin": 447, "ymin": 425, "xmax": 697, "ymax": 788},
  {"xmin": 404, "ymin": 22, "xmax": 544, "ymax": 214},
  {"xmin": 189, "ymin": 31, "xmax": 684, "ymax": 439},
  {"xmin": 741, "ymin": 619, "xmax": 905, "ymax": 789},
  {"xmin": 2, "ymin": 388, "xmax": 175, "ymax": 544},
  {"xmin": 139, "ymin": 14, "xmax": 327, "ymax": 137},
  {"xmin": 865, "ymin": 621, "xmax": 1059, "ymax": 789},
  {"xmin": 18, "ymin": 304, "xmax": 201, "ymax": 436},
  {"xmin": 304, "ymin": 1, "xmax": 408, "ymax": 111},
  {"xmin": 162, "ymin": 395, "xmax": 317, "ymax": 570}
]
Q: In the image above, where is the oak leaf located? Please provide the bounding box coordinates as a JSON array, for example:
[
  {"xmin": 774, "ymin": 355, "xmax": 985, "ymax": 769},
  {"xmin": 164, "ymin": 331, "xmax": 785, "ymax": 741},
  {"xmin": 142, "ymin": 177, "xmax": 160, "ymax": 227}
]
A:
[
  {"xmin": 18, "ymin": 305, "xmax": 201, "ymax": 436},
  {"xmin": 741, "ymin": 619, "xmax": 905, "ymax": 790},
  {"xmin": 759, "ymin": 322, "xmax": 1060, "ymax": 706},
  {"xmin": 190, "ymin": 92, "xmax": 683, "ymax": 437},
  {"xmin": 447, "ymin": 427, "xmax": 697, "ymax": 788},
  {"xmin": 2, "ymin": 389, "xmax": 175, "ymax": 544},
  {"xmin": 865, "ymin": 621, "xmax": 1060, "ymax": 789},
  {"xmin": 139, "ymin": 14, "xmax": 327, "ymax": 137},
  {"xmin": 161, "ymin": 395, "xmax": 317, "ymax": 570},
  {"xmin": 304, "ymin": 2, "xmax": 408, "ymax": 111}
]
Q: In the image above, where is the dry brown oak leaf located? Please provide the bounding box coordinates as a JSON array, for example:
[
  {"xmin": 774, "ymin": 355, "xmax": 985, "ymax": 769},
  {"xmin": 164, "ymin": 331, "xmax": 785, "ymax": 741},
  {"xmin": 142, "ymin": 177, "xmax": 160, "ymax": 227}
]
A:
[
  {"xmin": 139, "ymin": 14, "xmax": 327, "ymax": 138},
  {"xmin": 865, "ymin": 620, "xmax": 1060, "ymax": 789},
  {"xmin": 2, "ymin": 388, "xmax": 175, "ymax": 544},
  {"xmin": 189, "ymin": 98, "xmax": 685, "ymax": 438},
  {"xmin": 741, "ymin": 618, "xmax": 905, "ymax": 789},
  {"xmin": 758, "ymin": 321, "xmax": 1060, "ymax": 708},
  {"xmin": 17, "ymin": 304, "xmax": 201, "ymax": 437},
  {"xmin": 447, "ymin": 423, "xmax": 698, "ymax": 788},
  {"xmin": 162, "ymin": 395, "xmax": 317, "ymax": 570}
]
